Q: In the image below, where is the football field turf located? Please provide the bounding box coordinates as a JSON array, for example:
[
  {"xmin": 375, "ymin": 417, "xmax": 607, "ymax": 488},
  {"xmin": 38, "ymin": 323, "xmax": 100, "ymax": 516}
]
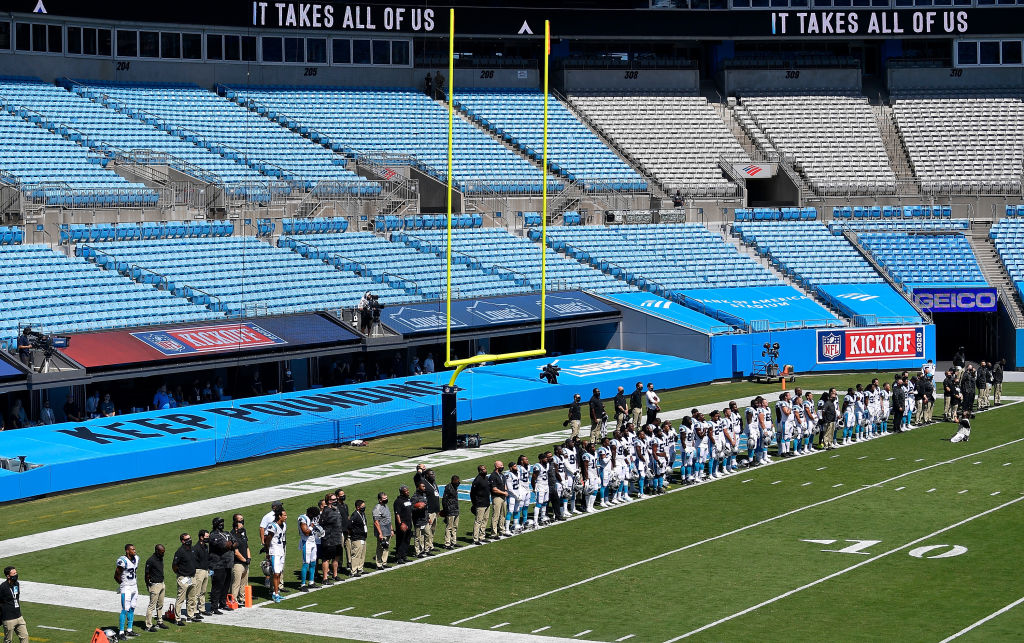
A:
[{"xmin": 3, "ymin": 374, "xmax": 1023, "ymax": 642}]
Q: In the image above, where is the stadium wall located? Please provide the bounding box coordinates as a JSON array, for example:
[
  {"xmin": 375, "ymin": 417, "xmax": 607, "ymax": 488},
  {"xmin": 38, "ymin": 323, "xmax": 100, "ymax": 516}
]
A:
[
  {"xmin": 562, "ymin": 68, "xmax": 699, "ymax": 92},
  {"xmin": 723, "ymin": 68, "xmax": 861, "ymax": 94},
  {"xmin": 608, "ymin": 306, "xmax": 712, "ymax": 364},
  {"xmin": 888, "ymin": 66, "xmax": 1024, "ymax": 91}
]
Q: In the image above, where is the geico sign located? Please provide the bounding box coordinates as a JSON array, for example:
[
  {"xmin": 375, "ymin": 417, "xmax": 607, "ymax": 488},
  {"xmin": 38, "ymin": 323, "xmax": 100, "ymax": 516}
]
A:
[{"xmin": 914, "ymin": 291, "xmax": 997, "ymax": 310}]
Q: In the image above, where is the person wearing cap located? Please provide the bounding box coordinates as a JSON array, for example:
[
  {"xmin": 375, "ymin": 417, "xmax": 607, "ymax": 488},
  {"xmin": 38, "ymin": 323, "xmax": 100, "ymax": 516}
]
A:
[
  {"xmin": 993, "ymin": 358, "xmax": 1005, "ymax": 405},
  {"xmin": 190, "ymin": 530, "xmax": 212, "ymax": 617},
  {"xmin": 372, "ymin": 492, "xmax": 392, "ymax": 570},
  {"xmin": 208, "ymin": 517, "xmax": 236, "ymax": 614},
  {"xmin": 566, "ymin": 394, "xmax": 582, "ymax": 439},
  {"xmin": 588, "ymin": 388, "xmax": 606, "ymax": 445},
  {"xmin": 441, "ymin": 475, "xmax": 461, "ymax": 548},
  {"xmin": 393, "ymin": 485, "xmax": 413, "ymax": 564},
  {"xmin": 422, "ymin": 469, "xmax": 441, "ymax": 554},
  {"xmin": 229, "ymin": 514, "xmax": 250, "ymax": 607},
  {"xmin": 488, "ymin": 460, "xmax": 510, "ymax": 538}
]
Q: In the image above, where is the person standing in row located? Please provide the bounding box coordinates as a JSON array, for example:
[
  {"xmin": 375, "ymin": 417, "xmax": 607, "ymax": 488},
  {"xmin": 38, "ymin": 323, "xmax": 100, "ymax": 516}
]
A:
[
  {"xmin": 589, "ymin": 388, "xmax": 606, "ymax": 444},
  {"xmin": 993, "ymin": 358, "xmax": 1005, "ymax": 405},
  {"xmin": 441, "ymin": 475, "xmax": 461, "ymax": 549},
  {"xmin": 645, "ymin": 383, "xmax": 661, "ymax": 426},
  {"xmin": 171, "ymin": 533, "xmax": 197, "ymax": 627},
  {"xmin": 264, "ymin": 508, "xmax": 287, "ymax": 603},
  {"xmin": 208, "ymin": 517, "xmax": 236, "ymax": 613},
  {"xmin": 335, "ymin": 489, "xmax": 351, "ymax": 574},
  {"xmin": 393, "ymin": 485, "xmax": 413, "ymax": 564},
  {"xmin": 613, "ymin": 386, "xmax": 628, "ymax": 431},
  {"xmin": 470, "ymin": 465, "xmax": 491, "ymax": 545},
  {"xmin": 319, "ymin": 493, "xmax": 342, "ymax": 584},
  {"xmin": 489, "ymin": 460, "xmax": 510, "ymax": 538},
  {"xmin": 144, "ymin": 544, "xmax": 168, "ymax": 632},
  {"xmin": 372, "ymin": 492, "xmax": 392, "ymax": 570},
  {"xmin": 629, "ymin": 382, "xmax": 644, "ymax": 429},
  {"xmin": 1, "ymin": 566, "xmax": 27, "ymax": 643},
  {"xmin": 422, "ymin": 471, "xmax": 440, "ymax": 555},
  {"xmin": 410, "ymin": 482, "xmax": 430, "ymax": 558},
  {"xmin": 114, "ymin": 543, "xmax": 141, "ymax": 639},
  {"xmin": 190, "ymin": 531, "xmax": 211, "ymax": 618},
  {"xmin": 230, "ymin": 515, "xmax": 250, "ymax": 607},
  {"xmin": 566, "ymin": 394, "xmax": 582, "ymax": 440},
  {"xmin": 348, "ymin": 500, "xmax": 368, "ymax": 577}
]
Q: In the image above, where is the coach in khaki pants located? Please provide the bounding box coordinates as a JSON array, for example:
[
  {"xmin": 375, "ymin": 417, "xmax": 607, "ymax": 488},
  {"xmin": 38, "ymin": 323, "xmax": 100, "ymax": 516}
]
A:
[
  {"xmin": 372, "ymin": 492, "xmax": 392, "ymax": 570},
  {"xmin": 189, "ymin": 531, "xmax": 210, "ymax": 617},
  {"xmin": 488, "ymin": 461, "xmax": 510, "ymax": 538},
  {"xmin": 171, "ymin": 534, "xmax": 198, "ymax": 624},
  {"xmin": 348, "ymin": 500, "xmax": 368, "ymax": 576},
  {"xmin": 441, "ymin": 475, "xmax": 461, "ymax": 548},
  {"xmin": 470, "ymin": 465, "xmax": 491, "ymax": 544},
  {"xmin": 144, "ymin": 545, "xmax": 168, "ymax": 631},
  {"xmin": 230, "ymin": 515, "xmax": 250, "ymax": 606},
  {"xmin": 1, "ymin": 566, "xmax": 28, "ymax": 643}
]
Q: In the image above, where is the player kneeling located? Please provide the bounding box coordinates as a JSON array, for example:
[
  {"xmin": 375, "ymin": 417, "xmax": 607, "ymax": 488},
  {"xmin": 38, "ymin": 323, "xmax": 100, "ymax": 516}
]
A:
[{"xmin": 950, "ymin": 417, "xmax": 971, "ymax": 443}]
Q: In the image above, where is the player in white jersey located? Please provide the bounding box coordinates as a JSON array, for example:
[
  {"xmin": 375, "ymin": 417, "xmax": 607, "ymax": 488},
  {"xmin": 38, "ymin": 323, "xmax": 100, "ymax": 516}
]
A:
[
  {"xmin": 663, "ymin": 421, "xmax": 678, "ymax": 482},
  {"xmin": 653, "ymin": 426, "xmax": 670, "ymax": 492},
  {"xmin": 614, "ymin": 430, "xmax": 632, "ymax": 501},
  {"xmin": 903, "ymin": 379, "xmax": 916, "ymax": 431},
  {"xmin": 879, "ymin": 383, "xmax": 892, "ymax": 435},
  {"xmin": 581, "ymin": 442, "xmax": 601, "ymax": 511},
  {"xmin": 504, "ymin": 461, "xmax": 523, "ymax": 531},
  {"xmin": 724, "ymin": 405, "xmax": 741, "ymax": 473},
  {"xmin": 853, "ymin": 384, "xmax": 867, "ymax": 441},
  {"xmin": 597, "ymin": 438, "xmax": 614, "ymax": 505},
  {"xmin": 514, "ymin": 455, "xmax": 532, "ymax": 528},
  {"xmin": 690, "ymin": 410, "xmax": 711, "ymax": 481},
  {"xmin": 866, "ymin": 382, "xmax": 882, "ymax": 439},
  {"xmin": 776, "ymin": 393, "xmax": 794, "ymax": 457},
  {"xmin": 678, "ymin": 417, "xmax": 696, "ymax": 483},
  {"xmin": 633, "ymin": 429, "xmax": 650, "ymax": 497},
  {"xmin": 841, "ymin": 390, "xmax": 856, "ymax": 445},
  {"xmin": 556, "ymin": 445, "xmax": 579, "ymax": 516},
  {"xmin": 531, "ymin": 453, "xmax": 551, "ymax": 527},
  {"xmin": 744, "ymin": 398, "xmax": 762, "ymax": 466},
  {"xmin": 115, "ymin": 544, "xmax": 140, "ymax": 639},
  {"xmin": 759, "ymin": 398, "xmax": 775, "ymax": 462},
  {"xmin": 802, "ymin": 392, "xmax": 819, "ymax": 454},
  {"xmin": 264, "ymin": 509, "xmax": 287, "ymax": 602},
  {"xmin": 297, "ymin": 506, "xmax": 320, "ymax": 590},
  {"xmin": 705, "ymin": 410, "xmax": 724, "ymax": 478}
]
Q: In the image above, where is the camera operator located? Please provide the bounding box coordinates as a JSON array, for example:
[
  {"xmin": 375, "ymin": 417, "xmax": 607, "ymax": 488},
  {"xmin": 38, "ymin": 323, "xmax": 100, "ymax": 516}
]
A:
[
  {"xmin": 16, "ymin": 327, "xmax": 32, "ymax": 367},
  {"xmin": 540, "ymin": 363, "xmax": 561, "ymax": 384},
  {"xmin": 358, "ymin": 292, "xmax": 373, "ymax": 335}
]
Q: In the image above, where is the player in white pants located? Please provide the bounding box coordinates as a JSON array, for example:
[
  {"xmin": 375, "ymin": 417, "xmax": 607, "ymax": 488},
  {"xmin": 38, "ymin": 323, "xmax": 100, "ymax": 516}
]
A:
[
  {"xmin": 950, "ymin": 417, "xmax": 971, "ymax": 442},
  {"xmin": 680, "ymin": 417, "xmax": 697, "ymax": 483},
  {"xmin": 802, "ymin": 392, "xmax": 819, "ymax": 454}
]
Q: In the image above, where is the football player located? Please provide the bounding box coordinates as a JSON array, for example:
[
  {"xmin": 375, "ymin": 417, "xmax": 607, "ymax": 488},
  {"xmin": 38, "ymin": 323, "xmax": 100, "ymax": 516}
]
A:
[
  {"xmin": 581, "ymin": 441, "xmax": 601, "ymax": 512},
  {"xmin": 515, "ymin": 455, "xmax": 532, "ymax": 529},
  {"xmin": 744, "ymin": 398, "xmax": 761, "ymax": 466},
  {"xmin": 802, "ymin": 392, "xmax": 818, "ymax": 454},
  {"xmin": 115, "ymin": 543, "xmax": 141, "ymax": 639},
  {"xmin": 693, "ymin": 409, "xmax": 710, "ymax": 481},
  {"xmin": 680, "ymin": 416, "xmax": 697, "ymax": 483},
  {"xmin": 776, "ymin": 393, "xmax": 793, "ymax": 457},
  {"xmin": 879, "ymin": 382, "xmax": 892, "ymax": 435},
  {"xmin": 531, "ymin": 453, "xmax": 551, "ymax": 527}
]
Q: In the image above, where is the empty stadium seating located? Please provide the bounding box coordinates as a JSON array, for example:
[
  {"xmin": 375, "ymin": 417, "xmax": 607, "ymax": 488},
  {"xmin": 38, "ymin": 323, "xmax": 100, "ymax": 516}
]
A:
[
  {"xmin": 373, "ymin": 214, "xmax": 481, "ymax": 233},
  {"xmin": 990, "ymin": 218, "xmax": 1024, "ymax": 301},
  {"xmin": 81, "ymin": 236, "xmax": 412, "ymax": 316},
  {"xmin": 567, "ymin": 93, "xmax": 747, "ymax": 197},
  {"xmin": 733, "ymin": 221, "xmax": 883, "ymax": 286},
  {"xmin": 542, "ymin": 224, "xmax": 782, "ymax": 294},
  {"xmin": 831, "ymin": 205, "xmax": 952, "ymax": 219},
  {"xmin": 452, "ymin": 89, "xmax": 646, "ymax": 191},
  {"xmin": 830, "ymin": 218, "xmax": 969, "ymax": 233},
  {"xmin": 401, "ymin": 227, "xmax": 633, "ymax": 295},
  {"xmin": 73, "ymin": 80, "xmax": 376, "ymax": 193},
  {"xmin": 735, "ymin": 94, "xmax": 897, "ymax": 194},
  {"xmin": 281, "ymin": 217, "xmax": 349, "ymax": 235},
  {"xmin": 0, "ymin": 102, "xmax": 158, "ymax": 207},
  {"xmin": 734, "ymin": 207, "xmax": 817, "ymax": 221},
  {"xmin": 59, "ymin": 221, "xmax": 234, "ymax": 244},
  {"xmin": 857, "ymin": 232, "xmax": 986, "ymax": 288},
  {"xmin": 892, "ymin": 93, "xmax": 1024, "ymax": 194},
  {"xmin": 0, "ymin": 78, "xmax": 274, "ymax": 197},
  {"xmin": 222, "ymin": 85, "xmax": 550, "ymax": 194},
  {"xmin": 0, "ymin": 226, "xmax": 24, "ymax": 245},
  {"xmin": 0, "ymin": 244, "xmax": 221, "ymax": 346}
]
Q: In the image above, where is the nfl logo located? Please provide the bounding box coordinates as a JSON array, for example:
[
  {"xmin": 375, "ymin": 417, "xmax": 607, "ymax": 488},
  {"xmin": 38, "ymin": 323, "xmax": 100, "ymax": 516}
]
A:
[
  {"xmin": 156, "ymin": 338, "xmax": 184, "ymax": 352},
  {"xmin": 821, "ymin": 333, "xmax": 842, "ymax": 360}
]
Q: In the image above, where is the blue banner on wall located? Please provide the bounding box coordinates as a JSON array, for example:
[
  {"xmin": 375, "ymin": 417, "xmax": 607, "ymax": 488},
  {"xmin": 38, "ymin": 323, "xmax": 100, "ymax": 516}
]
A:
[
  {"xmin": 912, "ymin": 287, "xmax": 998, "ymax": 313},
  {"xmin": 380, "ymin": 292, "xmax": 617, "ymax": 335},
  {"xmin": 602, "ymin": 292, "xmax": 734, "ymax": 335},
  {"xmin": 0, "ymin": 357, "xmax": 23, "ymax": 380}
]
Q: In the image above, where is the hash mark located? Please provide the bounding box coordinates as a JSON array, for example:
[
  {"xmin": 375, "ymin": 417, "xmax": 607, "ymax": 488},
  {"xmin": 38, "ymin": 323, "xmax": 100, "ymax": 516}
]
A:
[
  {"xmin": 532, "ymin": 626, "xmax": 551, "ymax": 633},
  {"xmin": 974, "ymin": 461, "xmax": 982, "ymax": 465},
  {"xmin": 858, "ymin": 456, "xmax": 868, "ymax": 460},
  {"xmin": 895, "ymin": 486, "xmax": 906, "ymax": 491},
  {"xmin": 802, "ymin": 482, "xmax": 813, "ymax": 486},
  {"xmin": 959, "ymin": 490, "xmax": 969, "ymax": 494},
  {"xmin": 372, "ymin": 610, "xmax": 392, "ymax": 618},
  {"xmin": 771, "ymin": 480, "xmax": 782, "ymax": 485},
  {"xmin": 296, "ymin": 603, "xmax": 317, "ymax": 610},
  {"xmin": 616, "ymin": 636, "xmax": 636, "ymax": 642},
  {"xmin": 927, "ymin": 488, "xmax": 936, "ymax": 493},
  {"xmin": 887, "ymin": 457, "xmax": 896, "ymax": 461},
  {"xmin": 991, "ymin": 491, "xmax": 1001, "ymax": 496},
  {"xmin": 574, "ymin": 630, "xmax": 593, "ymax": 638},
  {"xmin": 832, "ymin": 483, "xmax": 843, "ymax": 488},
  {"xmin": 916, "ymin": 458, "xmax": 925, "ymax": 462},
  {"xmin": 334, "ymin": 607, "xmax": 355, "ymax": 613},
  {"xmin": 491, "ymin": 622, "xmax": 510, "ymax": 629},
  {"xmin": 1004, "ymin": 462, "xmax": 1012, "ymax": 466},
  {"xmin": 742, "ymin": 479, "xmax": 752, "ymax": 483},
  {"xmin": 817, "ymin": 467, "xmax": 827, "ymax": 471},
  {"xmin": 411, "ymin": 614, "xmax": 430, "ymax": 621}
]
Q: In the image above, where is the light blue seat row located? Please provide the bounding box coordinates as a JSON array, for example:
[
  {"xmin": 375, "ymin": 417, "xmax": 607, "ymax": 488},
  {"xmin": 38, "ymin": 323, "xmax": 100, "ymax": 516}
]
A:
[
  {"xmin": 59, "ymin": 221, "xmax": 233, "ymax": 244},
  {"xmin": 735, "ymin": 207, "xmax": 817, "ymax": 221},
  {"xmin": 832, "ymin": 204, "xmax": 952, "ymax": 219},
  {"xmin": 281, "ymin": 217, "xmax": 348, "ymax": 235}
]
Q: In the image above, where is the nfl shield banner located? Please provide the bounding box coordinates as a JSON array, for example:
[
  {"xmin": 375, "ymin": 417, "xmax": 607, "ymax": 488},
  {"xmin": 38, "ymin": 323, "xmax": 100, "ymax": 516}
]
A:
[{"xmin": 816, "ymin": 326, "xmax": 925, "ymax": 364}]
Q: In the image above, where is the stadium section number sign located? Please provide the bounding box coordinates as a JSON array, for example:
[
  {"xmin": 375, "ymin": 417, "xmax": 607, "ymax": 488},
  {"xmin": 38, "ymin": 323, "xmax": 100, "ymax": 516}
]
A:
[
  {"xmin": 816, "ymin": 326, "xmax": 924, "ymax": 364},
  {"xmin": 912, "ymin": 287, "xmax": 997, "ymax": 313},
  {"xmin": 131, "ymin": 322, "xmax": 286, "ymax": 355}
]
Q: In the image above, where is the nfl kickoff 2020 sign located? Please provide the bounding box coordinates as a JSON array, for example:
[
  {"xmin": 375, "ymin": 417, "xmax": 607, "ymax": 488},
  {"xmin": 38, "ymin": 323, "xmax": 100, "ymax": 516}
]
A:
[
  {"xmin": 132, "ymin": 323, "xmax": 286, "ymax": 356},
  {"xmin": 816, "ymin": 326, "xmax": 925, "ymax": 364}
]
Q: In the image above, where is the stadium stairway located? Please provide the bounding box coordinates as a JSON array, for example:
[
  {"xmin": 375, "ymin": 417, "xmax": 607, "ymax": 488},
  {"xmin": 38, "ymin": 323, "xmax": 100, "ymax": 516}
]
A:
[
  {"xmin": 871, "ymin": 98, "xmax": 919, "ymax": 193},
  {"xmin": 967, "ymin": 220, "xmax": 1024, "ymax": 326},
  {"xmin": 717, "ymin": 221, "xmax": 853, "ymax": 325}
]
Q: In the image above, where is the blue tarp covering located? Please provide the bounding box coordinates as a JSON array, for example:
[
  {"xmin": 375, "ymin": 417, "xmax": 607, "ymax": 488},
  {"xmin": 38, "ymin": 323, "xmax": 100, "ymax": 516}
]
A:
[
  {"xmin": 0, "ymin": 350, "xmax": 710, "ymax": 502},
  {"xmin": 380, "ymin": 292, "xmax": 616, "ymax": 335},
  {"xmin": 0, "ymin": 357, "xmax": 22, "ymax": 380},
  {"xmin": 817, "ymin": 283, "xmax": 923, "ymax": 325},
  {"xmin": 676, "ymin": 286, "xmax": 841, "ymax": 331},
  {"xmin": 603, "ymin": 292, "xmax": 735, "ymax": 335}
]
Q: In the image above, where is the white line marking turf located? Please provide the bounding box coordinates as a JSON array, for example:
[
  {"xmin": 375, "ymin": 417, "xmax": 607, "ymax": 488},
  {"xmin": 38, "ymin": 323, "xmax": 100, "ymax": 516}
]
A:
[
  {"xmin": 573, "ymin": 629, "xmax": 592, "ymax": 637},
  {"xmin": 959, "ymin": 490, "xmax": 969, "ymax": 494},
  {"xmin": 37, "ymin": 625, "xmax": 76, "ymax": 631},
  {"xmin": 491, "ymin": 622, "xmax": 510, "ymax": 629},
  {"xmin": 927, "ymin": 488, "xmax": 937, "ymax": 493},
  {"xmin": 991, "ymin": 491, "xmax": 1001, "ymax": 496},
  {"xmin": 938, "ymin": 594, "xmax": 1024, "ymax": 642},
  {"xmin": 410, "ymin": 614, "xmax": 430, "ymax": 621},
  {"xmin": 895, "ymin": 487, "xmax": 906, "ymax": 491},
  {"xmin": 665, "ymin": 496, "xmax": 1024, "ymax": 641},
  {"xmin": 832, "ymin": 484, "xmax": 843, "ymax": 488},
  {"xmin": 532, "ymin": 626, "xmax": 551, "ymax": 633},
  {"xmin": 802, "ymin": 482, "xmax": 813, "ymax": 486},
  {"xmin": 1004, "ymin": 462, "xmax": 1012, "ymax": 466},
  {"xmin": 615, "ymin": 636, "xmax": 636, "ymax": 642},
  {"xmin": 335, "ymin": 607, "xmax": 355, "ymax": 614},
  {"xmin": 372, "ymin": 611, "xmax": 392, "ymax": 618},
  {"xmin": 297, "ymin": 603, "xmax": 317, "ymax": 610},
  {"xmin": 450, "ymin": 435, "xmax": 1024, "ymax": 626},
  {"xmin": 817, "ymin": 466, "xmax": 827, "ymax": 470},
  {"xmin": 771, "ymin": 480, "xmax": 782, "ymax": 485}
]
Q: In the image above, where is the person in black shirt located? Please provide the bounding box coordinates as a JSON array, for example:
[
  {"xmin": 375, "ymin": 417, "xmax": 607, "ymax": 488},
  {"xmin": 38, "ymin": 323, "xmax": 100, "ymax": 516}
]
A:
[
  {"xmin": 171, "ymin": 533, "xmax": 197, "ymax": 626},
  {"xmin": 410, "ymin": 483, "xmax": 430, "ymax": 558},
  {"xmin": 144, "ymin": 545, "xmax": 169, "ymax": 631},
  {"xmin": 993, "ymin": 358, "xmax": 1005, "ymax": 405},
  {"xmin": 191, "ymin": 530, "xmax": 211, "ymax": 618},
  {"xmin": 229, "ymin": 515, "xmax": 250, "ymax": 606},
  {"xmin": 16, "ymin": 328, "xmax": 32, "ymax": 367},
  {"xmin": 347, "ymin": 500, "xmax": 368, "ymax": 576},
  {"xmin": 588, "ymin": 388, "xmax": 607, "ymax": 444},
  {"xmin": 319, "ymin": 493, "xmax": 342, "ymax": 584},
  {"xmin": 423, "ymin": 469, "xmax": 441, "ymax": 555},
  {"xmin": 1, "ymin": 566, "xmax": 27, "ymax": 643},
  {"xmin": 393, "ymin": 485, "xmax": 413, "ymax": 564},
  {"xmin": 488, "ymin": 460, "xmax": 510, "ymax": 538},
  {"xmin": 470, "ymin": 465, "xmax": 491, "ymax": 545},
  {"xmin": 334, "ymin": 488, "xmax": 351, "ymax": 575},
  {"xmin": 62, "ymin": 398, "xmax": 82, "ymax": 423},
  {"xmin": 441, "ymin": 475, "xmax": 461, "ymax": 549},
  {"xmin": 629, "ymin": 382, "xmax": 644, "ymax": 428},
  {"xmin": 208, "ymin": 518, "xmax": 236, "ymax": 614},
  {"xmin": 566, "ymin": 394, "xmax": 582, "ymax": 439},
  {"xmin": 613, "ymin": 386, "xmax": 628, "ymax": 432}
]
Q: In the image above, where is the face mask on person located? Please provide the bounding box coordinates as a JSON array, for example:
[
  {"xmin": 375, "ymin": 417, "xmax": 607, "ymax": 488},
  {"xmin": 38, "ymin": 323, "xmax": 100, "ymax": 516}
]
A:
[
  {"xmin": 8, "ymin": 574, "xmax": 17, "ymax": 584},
  {"xmin": 184, "ymin": 538, "xmax": 193, "ymax": 547}
]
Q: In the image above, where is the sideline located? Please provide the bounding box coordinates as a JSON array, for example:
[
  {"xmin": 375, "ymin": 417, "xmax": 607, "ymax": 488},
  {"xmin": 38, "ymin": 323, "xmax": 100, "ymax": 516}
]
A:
[{"xmin": 937, "ymin": 594, "xmax": 1024, "ymax": 643}]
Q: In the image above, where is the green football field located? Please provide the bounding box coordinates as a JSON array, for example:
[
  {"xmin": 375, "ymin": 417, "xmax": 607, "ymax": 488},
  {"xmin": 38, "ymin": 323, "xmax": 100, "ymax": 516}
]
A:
[{"xmin": 4, "ymin": 373, "xmax": 1023, "ymax": 642}]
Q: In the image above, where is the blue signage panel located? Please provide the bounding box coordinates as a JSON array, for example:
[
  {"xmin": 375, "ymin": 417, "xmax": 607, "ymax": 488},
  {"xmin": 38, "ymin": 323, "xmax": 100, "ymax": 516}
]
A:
[
  {"xmin": 0, "ymin": 356, "xmax": 23, "ymax": 380},
  {"xmin": 912, "ymin": 287, "xmax": 998, "ymax": 313},
  {"xmin": 603, "ymin": 292, "xmax": 733, "ymax": 335},
  {"xmin": 380, "ymin": 292, "xmax": 616, "ymax": 335}
]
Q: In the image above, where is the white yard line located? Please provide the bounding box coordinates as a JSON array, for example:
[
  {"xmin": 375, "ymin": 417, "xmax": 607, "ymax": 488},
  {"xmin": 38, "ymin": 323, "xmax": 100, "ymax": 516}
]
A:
[
  {"xmin": 665, "ymin": 495, "xmax": 1024, "ymax": 642},
  {"xmin": 937, "ymin": 594, "xmax": 1024, "ymax": 642},
  {"xmin": 449, "ymin": 434, "xmax": 1024, "ymax": 626}
]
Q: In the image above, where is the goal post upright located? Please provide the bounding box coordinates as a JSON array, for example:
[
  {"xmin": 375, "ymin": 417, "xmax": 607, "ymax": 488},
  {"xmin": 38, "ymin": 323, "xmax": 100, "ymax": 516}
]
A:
[{"xmin": 443, "ymin": 14, "xmax": 551, "ymax": 388}]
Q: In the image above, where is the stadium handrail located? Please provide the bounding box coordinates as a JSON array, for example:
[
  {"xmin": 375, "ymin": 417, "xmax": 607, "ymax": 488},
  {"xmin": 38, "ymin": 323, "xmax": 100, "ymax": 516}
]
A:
[{"xmin": 841, "ymin": 228, "xmax": 934, "ymax": 324}]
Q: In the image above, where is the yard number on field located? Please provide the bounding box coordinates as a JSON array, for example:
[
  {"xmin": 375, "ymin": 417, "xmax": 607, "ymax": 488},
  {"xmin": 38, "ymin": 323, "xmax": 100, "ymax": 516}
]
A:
[{"xmin": 801, "ymin": 539, "xmax": 967, "ymax": 558}]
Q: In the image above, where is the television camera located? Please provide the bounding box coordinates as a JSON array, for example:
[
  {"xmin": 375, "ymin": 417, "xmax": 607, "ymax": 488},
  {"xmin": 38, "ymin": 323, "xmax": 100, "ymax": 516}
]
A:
[{"xmin": 539, "ymin": 362, "xmax": 561, "ymax": 384}]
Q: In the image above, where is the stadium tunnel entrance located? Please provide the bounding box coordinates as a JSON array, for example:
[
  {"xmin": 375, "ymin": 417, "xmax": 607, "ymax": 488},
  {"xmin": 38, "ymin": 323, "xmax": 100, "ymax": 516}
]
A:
[{"xmin": 930, "ymin": 310, "xmax": 1002, "ymax": 364}]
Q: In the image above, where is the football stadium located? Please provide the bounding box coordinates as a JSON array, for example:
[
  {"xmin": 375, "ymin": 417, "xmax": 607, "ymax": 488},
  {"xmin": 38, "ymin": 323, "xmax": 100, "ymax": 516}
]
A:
[{"xmin": 0, "ymin": 0, "xmax": 1022, "ymax": 641}]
